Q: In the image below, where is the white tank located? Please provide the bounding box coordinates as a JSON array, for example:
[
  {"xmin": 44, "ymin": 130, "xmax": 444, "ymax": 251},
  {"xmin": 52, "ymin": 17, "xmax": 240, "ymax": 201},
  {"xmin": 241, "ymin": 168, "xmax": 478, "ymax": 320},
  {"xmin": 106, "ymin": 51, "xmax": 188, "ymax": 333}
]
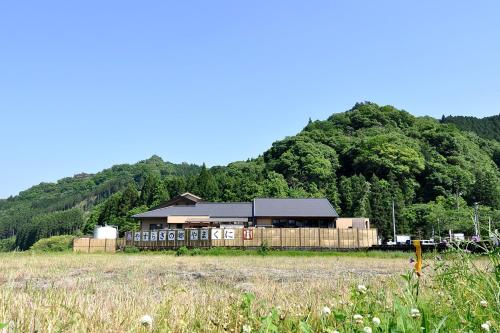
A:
[{"xmin": 94, "ymin": 225, "xmax": 118, "ymax": 239}]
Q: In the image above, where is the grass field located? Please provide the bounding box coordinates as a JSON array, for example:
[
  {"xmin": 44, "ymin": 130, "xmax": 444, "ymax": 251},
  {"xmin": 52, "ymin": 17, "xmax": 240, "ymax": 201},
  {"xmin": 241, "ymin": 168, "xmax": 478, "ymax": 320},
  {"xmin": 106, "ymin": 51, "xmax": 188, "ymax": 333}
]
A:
[{"xmin": 0, "ymin": 250, "xmax": 497, "ymax": 332}]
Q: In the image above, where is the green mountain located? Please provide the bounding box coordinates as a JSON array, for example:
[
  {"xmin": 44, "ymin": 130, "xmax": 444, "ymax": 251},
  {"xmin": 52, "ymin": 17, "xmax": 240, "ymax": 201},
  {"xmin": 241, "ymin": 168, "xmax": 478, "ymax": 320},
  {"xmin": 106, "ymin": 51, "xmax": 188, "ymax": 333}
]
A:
[
  {"xmin": 0, "ymin": 157, "xmax": 200, "ymax": 248},
  {"xmin": 1, "ymin": 102, "xmax": 499, "ymax": 250},
  {"xmin": 441, "ymin": 114, "xmax": 500, "ymax": 142}
]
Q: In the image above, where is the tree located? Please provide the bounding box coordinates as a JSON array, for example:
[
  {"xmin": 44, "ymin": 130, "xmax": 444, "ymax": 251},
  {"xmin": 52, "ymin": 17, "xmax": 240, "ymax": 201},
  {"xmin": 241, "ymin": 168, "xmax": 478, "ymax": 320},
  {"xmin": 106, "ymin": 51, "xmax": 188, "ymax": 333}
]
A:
[
  {"xmin": 196, "ymin": 164, "xmax": 219, "ymax": 201},
  {"xmin": 165, "ymin": 176, "xmax": 187, "ymax": 197},
  {"xmin": 264, "ymin": 135, "xmax": 339, "ymax": 189},
  {"xmin": 470, "ymin": 169, "xmax": 500, "ymax": 209},
  {"xmin": 262, "ymin": 172, "xmax": 289, "ymax": 198},
  {"xmin": 339, "ymin": 175, "xmax": 370, "ymax": 217},
  {"xmin": 352, "ymin": 132, "xmax": 425, "ymax": 178},
  {"xmin": 140, "ymin": 173, "xmax": 167, "ymax": 207},
  {"xmin": 119, "ymin": 184, "xmax": 139, "ymax": 215},
  {"xmin": 368, "ymin": 175, "xmax": 393, "ymax": 241}
]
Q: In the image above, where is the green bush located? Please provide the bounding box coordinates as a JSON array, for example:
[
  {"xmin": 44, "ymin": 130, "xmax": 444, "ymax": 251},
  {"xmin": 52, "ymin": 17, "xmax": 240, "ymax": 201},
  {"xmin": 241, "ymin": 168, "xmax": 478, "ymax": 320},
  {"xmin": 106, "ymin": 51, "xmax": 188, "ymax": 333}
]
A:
[
  {"xmin": 258, "ymin": 241, "xmax": 270, "ymax": 255},
  {"xmin": 30, "ymin": 235, "xmax": 75, "ymax": 252},
  {"xmin": 190, "ymin": 248, "xmax": 202, "ymax": 256},
  {"xmin": 176, "ymin": 246, "xmax": 189, "ymax": 256},
  {"xmin": 123, "ymin": 246, "xmax": 140, "ymax": 253},
  {"xmin": 0, "ymin": 237, "xmax": 16, "ymax": 252}
]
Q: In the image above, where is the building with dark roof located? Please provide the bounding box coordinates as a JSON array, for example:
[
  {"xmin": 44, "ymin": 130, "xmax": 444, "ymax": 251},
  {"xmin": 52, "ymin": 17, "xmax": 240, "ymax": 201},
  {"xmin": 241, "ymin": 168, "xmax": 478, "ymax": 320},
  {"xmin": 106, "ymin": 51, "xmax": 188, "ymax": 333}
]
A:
[{"xmin": 133, "ymin": 193, "xmax": 342, "ymax": 230}]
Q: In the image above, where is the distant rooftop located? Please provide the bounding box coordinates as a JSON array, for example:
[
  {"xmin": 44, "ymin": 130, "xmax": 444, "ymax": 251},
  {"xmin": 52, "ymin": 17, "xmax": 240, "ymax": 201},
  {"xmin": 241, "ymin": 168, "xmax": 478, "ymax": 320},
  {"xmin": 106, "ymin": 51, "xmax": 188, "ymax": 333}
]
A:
[
  {"xmin": 253, "ymin": 198, "xmax": 338, "ymax": 217},
  {"xmin": 133, "ymin": 195, "xmax": 338, "ymax": 219},
  {"xmin": 133, "ymin": 202, "xmax": 253, "ymax": 218}
]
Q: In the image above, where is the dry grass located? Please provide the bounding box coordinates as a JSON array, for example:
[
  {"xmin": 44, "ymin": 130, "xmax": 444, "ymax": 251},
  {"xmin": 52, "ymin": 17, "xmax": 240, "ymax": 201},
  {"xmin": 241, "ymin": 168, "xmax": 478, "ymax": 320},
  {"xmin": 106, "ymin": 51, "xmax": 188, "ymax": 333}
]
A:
[{"xmin": 0, "ymin": 253, "xmax": 408, "ymax": 332}]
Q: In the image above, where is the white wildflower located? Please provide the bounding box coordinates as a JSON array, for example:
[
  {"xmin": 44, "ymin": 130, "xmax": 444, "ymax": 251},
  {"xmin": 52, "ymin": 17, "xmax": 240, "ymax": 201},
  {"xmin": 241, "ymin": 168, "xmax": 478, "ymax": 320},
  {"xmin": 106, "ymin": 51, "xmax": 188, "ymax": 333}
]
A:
[
  {"xmin": 322, "ymin": 306, "xmax": 331, "ymax": 316},
  {"xmin": 372, "ymin": 317, "xmax": 381, "ymax": 326},
  {"xmin": 480, "ymin": 300, "xmax": 488, "ymax": 308},
  {"xmin": 481, "ymin": 322, "xmax": 490, "ymax": 332},
  {"xmin": 363, "ymin": 327, "xmax": 372, "ymax": 333},
  {"xmin": 353, "ymin": 314, "xmax": 363, "ymax": 323},
  {"xmin": 139, "ymin": 315, "xmax": 153, "ymax": 328},
  {"xmin": 242, "ymin": 324, "xmax": 252, "ymax": 333},
  {"xmin": 357, "ymin": 284, "xmax": 368, "ymax": 294},
  {"xmin": 410, "ymin": 308, "xmax": 420, "ymax": 318}
]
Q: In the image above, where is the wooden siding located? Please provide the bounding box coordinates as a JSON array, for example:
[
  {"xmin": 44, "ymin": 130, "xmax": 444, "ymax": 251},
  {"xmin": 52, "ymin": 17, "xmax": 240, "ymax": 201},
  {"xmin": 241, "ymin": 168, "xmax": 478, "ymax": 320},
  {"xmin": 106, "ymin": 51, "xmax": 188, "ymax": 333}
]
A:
[
  {"xmin": 73, "ymin": 238, "xmax": 116, "ymax": 253},
  {"xmin": 122, "ymin": 228, "xmax": 378, "ymax": 250}
]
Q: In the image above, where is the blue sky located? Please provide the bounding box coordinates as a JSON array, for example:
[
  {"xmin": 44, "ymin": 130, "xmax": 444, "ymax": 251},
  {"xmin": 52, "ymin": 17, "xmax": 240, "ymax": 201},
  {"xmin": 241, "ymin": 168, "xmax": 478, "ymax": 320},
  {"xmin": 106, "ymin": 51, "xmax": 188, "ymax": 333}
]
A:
[{"xmin": 0, "ymin": 1, "xmax": 499, "ymax": 198}]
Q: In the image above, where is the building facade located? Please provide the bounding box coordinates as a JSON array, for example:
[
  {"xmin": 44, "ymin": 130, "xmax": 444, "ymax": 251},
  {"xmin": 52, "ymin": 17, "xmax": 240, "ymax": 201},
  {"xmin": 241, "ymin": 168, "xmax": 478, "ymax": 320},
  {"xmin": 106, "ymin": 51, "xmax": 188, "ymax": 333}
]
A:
[{"xmin": 133, "ymin": 193, "xmax": 345, "ymax": 231}]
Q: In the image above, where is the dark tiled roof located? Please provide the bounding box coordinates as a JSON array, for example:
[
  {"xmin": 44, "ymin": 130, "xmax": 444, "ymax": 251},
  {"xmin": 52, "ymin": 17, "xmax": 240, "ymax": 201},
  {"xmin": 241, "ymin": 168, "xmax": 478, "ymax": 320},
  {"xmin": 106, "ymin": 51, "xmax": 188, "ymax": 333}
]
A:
[
  {"xmin": 133, "ymin": 202, "xmax": 253, "ymax": 218},
  {"xmin": 253, "ymin": 198, "xmax": 338, "ymax": 217},
  {"xmin": 154, "ymin": 192, "xmax": 202, "ymax": 209},
  {"xmin": 133, "ymin": 198, "xmax": 338, "ymax": 219}
]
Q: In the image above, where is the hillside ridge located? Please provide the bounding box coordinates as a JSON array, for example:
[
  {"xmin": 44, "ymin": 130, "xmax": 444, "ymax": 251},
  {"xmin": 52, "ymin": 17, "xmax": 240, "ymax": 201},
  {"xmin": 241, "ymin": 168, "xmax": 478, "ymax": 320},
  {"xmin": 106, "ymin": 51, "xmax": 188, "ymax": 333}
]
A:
[{"xmin": 1, "ymin": 102, "xmax": 499, "ymax": 250}]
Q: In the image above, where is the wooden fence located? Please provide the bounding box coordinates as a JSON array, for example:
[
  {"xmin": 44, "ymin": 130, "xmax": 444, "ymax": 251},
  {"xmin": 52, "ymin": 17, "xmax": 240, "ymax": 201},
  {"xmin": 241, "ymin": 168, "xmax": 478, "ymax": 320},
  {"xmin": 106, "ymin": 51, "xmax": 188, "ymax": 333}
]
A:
[
  {"xmin": 121, "ymin": 228, "xmax": 378, "ymax": 250},
  {"xmin": 73, "ymin": 237, "xmax": 117, "ymax": 253}
]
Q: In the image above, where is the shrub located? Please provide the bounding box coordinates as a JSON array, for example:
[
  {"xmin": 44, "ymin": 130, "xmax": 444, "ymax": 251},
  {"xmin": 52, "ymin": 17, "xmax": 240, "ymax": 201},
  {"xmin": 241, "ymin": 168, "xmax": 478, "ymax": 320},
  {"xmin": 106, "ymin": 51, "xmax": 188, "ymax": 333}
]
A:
[
  {"xmin": 0, "ymin": 237, "xmax": 16, "ymax": 252},
  {"xmin": 30, "ymin": 235, "xmax": 75, "ymax": 252},
  {"xmin": 190, "ymin": 248, "xmax": 202, "ymax": 256},
  {"xmin": 258, "ymin": 241, "xmax": 270, "ymax": 255},
  {"xmin": 123, "ymin": 246, "xmax": 140, "ymax": 253},
  {"xmin": 176, "ymin": 246, "xmax": 189, "ymax": 256}
]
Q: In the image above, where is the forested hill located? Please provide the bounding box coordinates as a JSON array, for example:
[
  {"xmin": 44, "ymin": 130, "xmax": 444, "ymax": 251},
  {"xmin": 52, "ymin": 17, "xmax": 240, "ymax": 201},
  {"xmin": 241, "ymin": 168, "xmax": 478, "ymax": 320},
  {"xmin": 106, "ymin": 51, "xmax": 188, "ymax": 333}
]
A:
[
  {"xmin": 0, "ymin": 157, "xmax": 201, "ymax": 248},
  {"xmin": 1, "ymin": 102, "xmax": 499, "ymax": 250},
  {"xmin": 441, "ymin": 114, "xmax": 500, "ymax": 141}
]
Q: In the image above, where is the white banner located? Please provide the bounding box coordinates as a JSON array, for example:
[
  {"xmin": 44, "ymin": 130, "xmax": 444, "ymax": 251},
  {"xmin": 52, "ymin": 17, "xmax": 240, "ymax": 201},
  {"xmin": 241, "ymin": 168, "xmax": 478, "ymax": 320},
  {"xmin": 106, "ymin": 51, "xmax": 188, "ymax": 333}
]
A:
[
  {"xmin": 158, "ymin": 230, "xmax": 167, "ymax": 241},
  {"xmin": 134, "ymin": 232, "xmax": 141, "ymax": 241},
  {"xmin": 211, "ymin": 228, "xmax": 222, "ymax": 240},
  {"xmin": 150, "ymin": 231, "xmax": 158, "ymax": 241},
  {"xmin": 142, "ymin": 231, "xmax": 150, "ymax": 241},
  {"xmin": 190, "ymin": 229, "xmax": 199, "ymax": 240},
  {"xmin": 167, "ymin": 230, "xmax": 176, "ymax": 241},
  {"xmin": 224, "ymin": 229, "xmax": 235, "ymax": 240},
  {"xmin": 200, "ymin": 229, "xmax": 209, "ymax": 240},
  {"xmin": 177, "ymin": 230, "xmax": 185, "ymax": 241}
]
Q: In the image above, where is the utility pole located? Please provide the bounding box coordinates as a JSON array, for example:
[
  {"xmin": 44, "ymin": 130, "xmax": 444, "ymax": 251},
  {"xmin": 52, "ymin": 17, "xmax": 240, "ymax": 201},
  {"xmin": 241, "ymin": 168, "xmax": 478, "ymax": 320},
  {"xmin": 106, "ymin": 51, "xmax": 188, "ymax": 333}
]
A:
[
  {"xmin": 473, "ymin": 202, "xmax": 479, "ymax": 238},
  {"xmin": 392, "ymin": 200, "xmax": 396, "ymax": 242}
]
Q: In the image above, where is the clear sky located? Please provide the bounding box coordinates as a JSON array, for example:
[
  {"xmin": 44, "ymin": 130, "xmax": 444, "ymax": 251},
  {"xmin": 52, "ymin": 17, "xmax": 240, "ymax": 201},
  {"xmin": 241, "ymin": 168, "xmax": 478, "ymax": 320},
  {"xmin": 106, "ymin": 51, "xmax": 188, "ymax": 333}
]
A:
[{"xmin": 1, "ymin": 1, "xmax": 499, "ymax": 198}]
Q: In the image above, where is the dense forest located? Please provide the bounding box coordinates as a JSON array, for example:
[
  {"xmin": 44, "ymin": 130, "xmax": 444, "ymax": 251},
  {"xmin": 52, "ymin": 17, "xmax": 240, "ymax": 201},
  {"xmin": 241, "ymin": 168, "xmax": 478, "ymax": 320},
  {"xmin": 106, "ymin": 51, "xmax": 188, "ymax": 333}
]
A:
[
  {"xmin": 1, "ymin": 102, "xmax": 499, "ymax": 250},
  {"xmin": 441, "ymin": 114, "xmax": 500, "ymax": 141}
]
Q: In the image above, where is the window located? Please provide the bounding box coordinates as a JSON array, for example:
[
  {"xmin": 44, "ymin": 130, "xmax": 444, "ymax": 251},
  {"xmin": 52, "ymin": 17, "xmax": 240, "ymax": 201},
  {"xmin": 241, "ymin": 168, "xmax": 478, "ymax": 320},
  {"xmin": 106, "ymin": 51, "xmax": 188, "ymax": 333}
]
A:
[
  {"xmin": 149, "ymin": 223, "xmax": 163, "ymax": 230},
  {"xmin": 271, "ymin": 219, "xmax": 332, "ymax": 228}
]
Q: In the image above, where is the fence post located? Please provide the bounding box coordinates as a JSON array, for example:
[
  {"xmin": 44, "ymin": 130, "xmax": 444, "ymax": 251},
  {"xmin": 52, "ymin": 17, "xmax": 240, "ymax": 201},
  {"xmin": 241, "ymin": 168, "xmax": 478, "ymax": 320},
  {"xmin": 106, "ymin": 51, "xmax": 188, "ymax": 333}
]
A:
[
  {"xmin": 318, "ymin": 228, "xmax": 321, "ymax": 249},
  {"xmin": 337, "ymin": 229, "xmax": 341, "ymax": 249},
  {"xmin": 88, "ymin": 238, "xmax": 91, "ymax": 253},
  {"xmin": 105, "ymin": 238, "xmax": 107, "ymax": 253},
  {"xmin": 280, "ymin": 228, "xmax": 283, "ymax": 248},
  {"xmin": 299, "ymin": 228, "xmax": 302, "ymax": 247},
  {"xmin": 208, "ymin": 228, "xmax": 211, "ymax": 248}
]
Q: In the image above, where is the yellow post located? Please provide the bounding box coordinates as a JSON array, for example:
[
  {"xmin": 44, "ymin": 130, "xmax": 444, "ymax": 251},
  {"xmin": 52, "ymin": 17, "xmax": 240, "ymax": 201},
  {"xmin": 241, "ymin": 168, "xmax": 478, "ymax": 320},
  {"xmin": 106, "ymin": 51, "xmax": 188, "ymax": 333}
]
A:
[{"xmin": 413, "ymin": 240, "xmax": 423, "ymax": 276}]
